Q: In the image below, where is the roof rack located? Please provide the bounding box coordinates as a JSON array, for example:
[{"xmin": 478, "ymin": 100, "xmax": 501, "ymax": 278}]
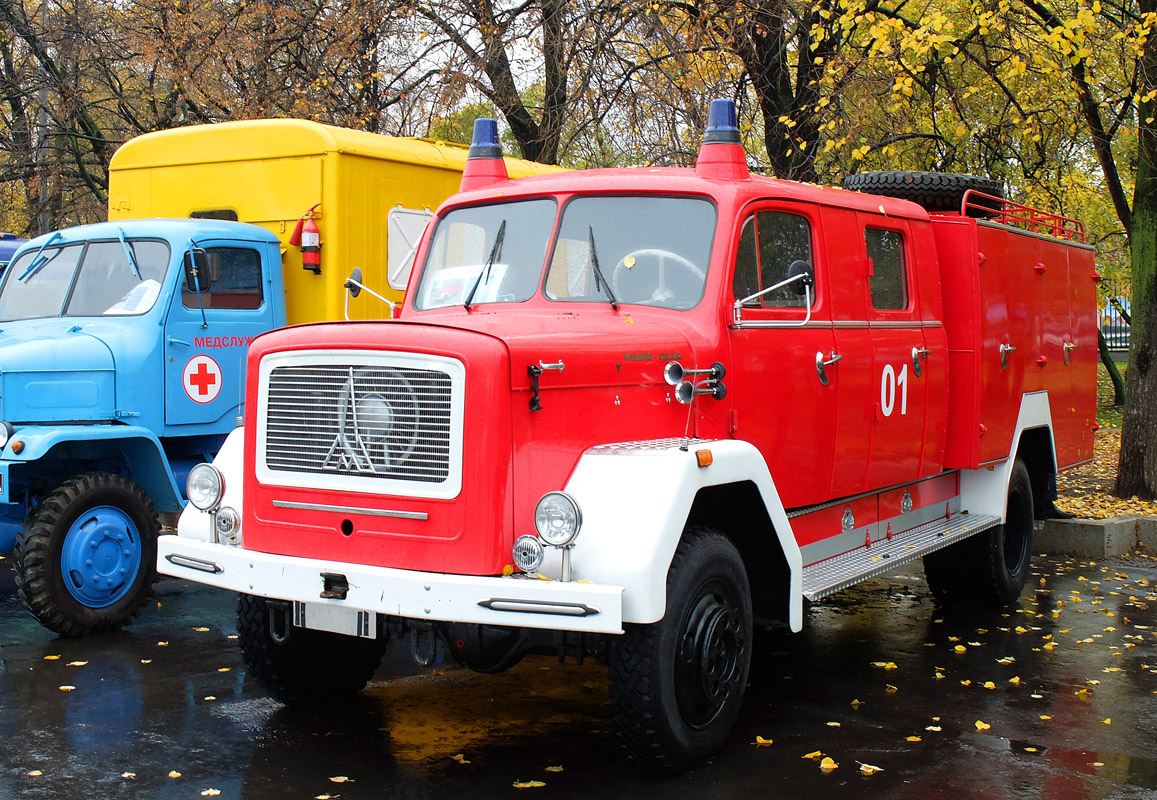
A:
[{"xmin": 960, "ymin": 189, "xmax": 1085, "ymax": 242}]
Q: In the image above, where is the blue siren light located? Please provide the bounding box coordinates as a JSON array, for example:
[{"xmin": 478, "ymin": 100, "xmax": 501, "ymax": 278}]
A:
[
  {"xmin": 468, "ymin": 118, "xmax": 503, "ymax": 160},
  {"xmin": 702, "ymin": 99, "xmax": 741, "ymax": 145}
]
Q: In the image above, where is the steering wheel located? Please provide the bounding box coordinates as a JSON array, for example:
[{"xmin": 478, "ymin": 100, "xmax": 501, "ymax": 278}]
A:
[{"xmin": 612, "ymin": 248, "xmax": 705, "ymax": 306}]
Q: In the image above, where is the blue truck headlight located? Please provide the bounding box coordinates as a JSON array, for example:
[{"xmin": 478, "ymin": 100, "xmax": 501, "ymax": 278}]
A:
[
  {"xmin": 534, "ymin": 492, "xmax": 582, "ymax": 547},
  {"xmin": 187, "ymin": 463, "xmax": 224, "ymax": 511}
]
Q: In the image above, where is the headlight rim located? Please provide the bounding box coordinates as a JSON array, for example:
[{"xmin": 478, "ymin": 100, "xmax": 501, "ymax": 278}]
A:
[
  {"xmin": 187, "ymin": 463, "xmax": 225, "ymax": 512},
  {"xmin": 534, "ymin": 491, "xmax": 582, "ymax": 547}
]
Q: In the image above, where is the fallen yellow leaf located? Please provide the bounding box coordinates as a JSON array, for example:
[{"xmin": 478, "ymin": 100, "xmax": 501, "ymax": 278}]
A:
[
  {"xmin": 121, "ymin": 772, "xmax": 136, "ymax": 779},
  {"xmin": 1040, "ymin": 715, "xmax": 1052, "ymax": 720},
  {"xmin": 1009, "ymin": 676, "xmax": 1021, "ymax": 685},
  {"xmin": 513, "ymin": 780, "xmax": 547, "ymax": 788},
  {"xmin": 66, "ymin": 661, "xmax": 87, "ymax": 667},
  {"xmin": 451, "ymin": 754, "xmax": 470, "ymax": 764},
  {"xmin": 545, "ymin": 766, "xmax": 564, "ymax": 773},
  {"xmin": 803, "ymin": 750, "xmax": 824, "ymax": 760},
  {"xmin": 975, "ymin": 720, "xmax": 991, "ymax": 731},
  {"xmin": 860, "ymin": 763, "xmax": 884, "ymax": 776},
  {"xmin": 820, "ymin": 756, "xmax": 838, "ymax": 773},
  {"xmin": 201, "ymin": 791, "xmax": 221, "ymax": 797},
  {"xmin": 27, "ymin": 770, "xmax": 42, "ymax": 777},
  {"xmin": 43, "ymin": 655, "xmax": 60, "ymax": 661},
  {"xmin": 754, "ymin": 735, "xmax": 774, "ymax": 746},
  {"xmin": 168, "ymin": 771, "xmax": 181, "ymax": 779},
  {"xmin": 983, "ymin": 681, "xmax": 996, "ymax": 690},
  {"xmin": 906, "ymin": 735, "xmax": 922, "ymax": 742},
  {"xmin": 58, "ymin": 686, "xmax": 75, "ymax": 692},
  {"xmin": 1103, "ymin": 718, "xmax": 1112, "ymax": 725},
  {"xmin": 329, "ymin": 776, "xmax": 352, "ymax": 783}
]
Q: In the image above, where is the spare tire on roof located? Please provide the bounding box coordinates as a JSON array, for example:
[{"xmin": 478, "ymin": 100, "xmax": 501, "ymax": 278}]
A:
[{"xmin": 841, "ymin": 171, "xmax": 1003, "ymax": 216}]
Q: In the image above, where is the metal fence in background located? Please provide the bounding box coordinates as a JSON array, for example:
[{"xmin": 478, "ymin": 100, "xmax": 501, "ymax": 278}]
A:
[{"xmin": 1100, "ymin": 280, "xmax": 1131, "ymax": 350}]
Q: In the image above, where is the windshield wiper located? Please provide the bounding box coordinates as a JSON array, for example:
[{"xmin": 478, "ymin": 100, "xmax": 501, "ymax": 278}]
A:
[
  {"xmin": 17, "ymin": 231, "xmax": 63, "ymax": 282},
  {"xmin": 588, "ymin": 226, "xmax": 619, "ymax": 311},
  {"xmin": 116, "ymin": 227, "xmax": 141, "ymax": 279},
  {"xmin": 464, "ymin": 219, "xmax": 506, "ymax": 310}
]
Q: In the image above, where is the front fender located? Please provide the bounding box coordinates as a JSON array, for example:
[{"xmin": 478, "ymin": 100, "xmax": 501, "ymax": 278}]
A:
[
  {"xmin": 543, "ymin": 438, "xmax": 803, "ymax": 630},
  {"xmin": 0, "ymin": 424, "xmax": 185, "ymax": 512},
  {"xmin": 176, "ymin": 427, "xmax": 245, "ymax": 542}
]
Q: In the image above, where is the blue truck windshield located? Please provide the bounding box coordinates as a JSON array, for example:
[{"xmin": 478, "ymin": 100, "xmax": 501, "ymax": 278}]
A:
[{"xmin": 0, "ymin": 239, "xmax": 170, "ymax": 322}]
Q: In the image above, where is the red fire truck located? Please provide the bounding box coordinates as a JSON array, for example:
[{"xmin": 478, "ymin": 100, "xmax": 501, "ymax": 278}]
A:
[{"xmin": 159, "ymin": 100, "xmax": 1097, "ymax": 770}]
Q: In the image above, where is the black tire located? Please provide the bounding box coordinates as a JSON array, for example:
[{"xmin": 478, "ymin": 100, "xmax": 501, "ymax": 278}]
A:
[
  {"xmin": 924, "ymin": 458, "xmax": 1034, "ymax": 606},
  {"xmin": 12, "ymin": 472, "xmax": 159, "ymax": 637},
  {"xmin": 237, "ymin": 593, "xmax": 389, "ymax": 705},
  {"xmin": 842, "ymin": 171, "xmax": 1003, "ymax": 215},
  {"xmin": 609, "ymin": 528, "xmax": 752, "ymax": 772}
]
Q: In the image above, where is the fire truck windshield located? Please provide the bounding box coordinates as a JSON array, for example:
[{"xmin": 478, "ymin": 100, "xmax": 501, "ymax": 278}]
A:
[{"xmin": 415, "ymin": 195, "xmax": 716, "ymax": 311}]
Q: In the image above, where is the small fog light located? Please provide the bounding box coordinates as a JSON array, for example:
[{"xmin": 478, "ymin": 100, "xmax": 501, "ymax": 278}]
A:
[
  {"xmin": 215, "ymin": 506, "xmax": 242, "ymax": 547},
  {"xmin": 512, "ymin": 535, "xmax": 545, "ymax": 574},
  {"xmin": 534, "ymin": 492, "xmax": 582, "ymax": 547},
  {"xmin": 187, "ymin": 463, "xmax": 224, "ymax": 511}
]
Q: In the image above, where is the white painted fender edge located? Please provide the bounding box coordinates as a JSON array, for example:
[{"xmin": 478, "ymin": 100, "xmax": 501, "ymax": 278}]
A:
[
  {"xmin": 959, "ymin": 391, "xmax": 1056, "ymax": 521},
  {"xmin": 177, "ymin": 426, "xmax": 246, "ymax": 542},
  {"xmin": 544, "ymin": 438, "xmax": 803, "ymax": 631}
]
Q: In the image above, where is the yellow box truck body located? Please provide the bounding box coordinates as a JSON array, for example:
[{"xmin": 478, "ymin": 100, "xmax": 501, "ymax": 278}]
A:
[{"xmin": 108, "ymin": 119, "xmax": 560, "ymax": 324}]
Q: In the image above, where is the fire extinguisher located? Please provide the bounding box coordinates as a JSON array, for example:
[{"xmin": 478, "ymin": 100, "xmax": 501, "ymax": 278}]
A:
[{"xmin": 289, "ymin": 204, "xmax": 322, "ymax": 274}]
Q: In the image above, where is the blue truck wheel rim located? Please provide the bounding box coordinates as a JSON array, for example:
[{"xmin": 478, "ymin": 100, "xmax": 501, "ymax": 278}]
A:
[{"xmin": 59, "ymin": 505, "xmax": 141, "ymax": 608}]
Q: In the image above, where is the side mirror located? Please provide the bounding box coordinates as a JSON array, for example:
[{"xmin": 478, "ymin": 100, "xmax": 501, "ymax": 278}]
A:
[
  {"xmin": 184, "ymin": 248, "xmax": 211, "ymax": 292},
  {"xmin": 345, "ymin": 267, "xmax": 363, "ymax": 298},
  {"xmin": 786, "ymin": 260, "xmax": 814, "ymax": 296}
]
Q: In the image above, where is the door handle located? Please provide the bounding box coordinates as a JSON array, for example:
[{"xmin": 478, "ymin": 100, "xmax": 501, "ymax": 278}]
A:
[
  {"xmin": 911, "ymin": 346, "xmax": 931, "ymax": 377},
  {"xmin": 1063, "ymin": 341, "xmax": 1076, "ymax": 365},
  {"xmin": 999, "ymin": 343, "xmax": 1016, "ymax": 371},
  {"xmin": 816, "ymin": 351, "xmax": 842, "ymax": 386},
  {"xmin": 168, "ymin": 336, "xmax": 191, "ymax": 347}
]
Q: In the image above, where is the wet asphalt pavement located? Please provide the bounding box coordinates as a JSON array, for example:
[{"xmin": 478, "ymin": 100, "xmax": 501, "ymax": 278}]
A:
[{"xmin": 1, "ymin": 548, "xmax": 1156, "ymax": 800}]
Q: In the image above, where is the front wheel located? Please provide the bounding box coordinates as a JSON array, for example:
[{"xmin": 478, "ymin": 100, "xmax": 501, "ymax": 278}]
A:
[
  {"xmin": 13, "ymin": 472, "xmax": 159, "ymax": 637},
  {"xmin": 609, "ymin": 528, "xmax": 752, "ymax": 772},
  {"xmin": 237, "ymin": 594, "xmax": 389, "ymax": 705}
]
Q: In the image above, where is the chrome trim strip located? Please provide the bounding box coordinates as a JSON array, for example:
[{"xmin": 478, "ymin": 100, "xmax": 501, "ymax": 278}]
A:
[
  {"xmin": 788, "ymin": 472, "xmax": 958, "ymax": 518},
  {"xmin": 165, "ymin": 554, "xmax": 224, "ymax": 574},
  {"xmin": 273, "ymin": 500, "xmax": 429, "ymax": 520},
  {"xmin": 479, "ymin": 598, "xmax": 600, "ymax": 617},
  {"xmin": 732, "ymin": 319, "xmax": 943, "ymax": 330}
]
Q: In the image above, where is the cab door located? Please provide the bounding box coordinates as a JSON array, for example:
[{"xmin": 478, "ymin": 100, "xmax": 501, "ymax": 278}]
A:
[
  {"xmin": 164, "ymin": 242, "xmax": 276, "ymax": 428},
  {"xmin": 831, "ymin": 214, "xmax": 931, "ymax": 495},
  {"xmin": 726, "ymin": 203, "xmax": 838, "ymax": 510}
]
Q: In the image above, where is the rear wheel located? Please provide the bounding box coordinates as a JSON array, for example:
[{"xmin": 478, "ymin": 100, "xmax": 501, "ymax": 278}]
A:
[
  {"xmin": 13, "ymin": 472, "xmax": 159, "ymax": 636},
  {"xmin": 924, "ymin": 458, "xmax": 1034, "ymax": 606},
  {"xmin": 609, "ymin": 528, "xmax": 752, "ymax": 772},
  {"xmin": 237, "ymin": 593, "xmax": 389, "ymax": 705}
]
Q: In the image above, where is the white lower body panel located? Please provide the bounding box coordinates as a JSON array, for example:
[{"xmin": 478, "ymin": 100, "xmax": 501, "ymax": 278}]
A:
[{"xmin": 157, "ymin": 535, "xmax": 625, "ymax": 635}]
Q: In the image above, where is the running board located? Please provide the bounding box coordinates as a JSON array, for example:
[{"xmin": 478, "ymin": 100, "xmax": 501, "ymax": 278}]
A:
[{"xmin": 802, "ymin": 512, "xmax": 1002, "ymax": 601}]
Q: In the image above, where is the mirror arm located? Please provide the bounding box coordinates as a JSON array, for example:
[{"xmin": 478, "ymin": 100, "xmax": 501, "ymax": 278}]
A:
[
  {"xmin": 733, "ymin": 272, "xmax": 811, "ymax": 325},
  {"xmin": 344, "ymin": 278, "xmax": 396, "ymax": 321},
  {"xmin": 187, "ymin": 242, "xmax": 209, "ymax": 329}
]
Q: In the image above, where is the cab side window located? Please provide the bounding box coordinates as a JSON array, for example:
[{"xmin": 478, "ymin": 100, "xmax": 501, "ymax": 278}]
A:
[
  {"xmin": 183, "ymin": 247, "xmax": 263, "ymax": 310},
  {"xmin": 733, "ymin": 211, "xmax": 814, "ymax": 308},
  {"xmin": 866, "ymin": 228, "xmax": 907, "ymax": 310}
]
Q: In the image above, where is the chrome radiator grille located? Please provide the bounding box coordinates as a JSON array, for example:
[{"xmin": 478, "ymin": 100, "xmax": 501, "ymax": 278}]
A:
[{"xmin": 263, "ymin": 363, "xmax": 455, "ymax": 485}]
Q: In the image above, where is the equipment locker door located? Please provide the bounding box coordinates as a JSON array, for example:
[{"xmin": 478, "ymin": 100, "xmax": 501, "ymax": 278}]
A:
[{"xmin": 726, "ymin": 203, "xmax": 838, "ymax": 510}]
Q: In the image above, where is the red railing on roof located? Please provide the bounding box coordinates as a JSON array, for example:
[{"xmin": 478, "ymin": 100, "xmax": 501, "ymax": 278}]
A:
[{"xmin": 959, "ymin": 189, "xmax": 1086, "ymax": 243}]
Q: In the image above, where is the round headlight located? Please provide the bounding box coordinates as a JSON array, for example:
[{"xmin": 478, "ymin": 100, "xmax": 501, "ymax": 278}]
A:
[
  {"xmin": 512, "ymin": 534, "xmax": 544, "ymax": 574},
  {"xmin": 215, "ymin": 506, "xmax": 242, "ymax": 547},
  {"xmin": 534, "ymin": 492, "xmax": 582, "ymax": 547},
  {"xmin": 187, "ymin": 463, "xmax": 224, "ymax": 511},
  {"xmin": 0, "ymin": 421, "xmax": 14, "ymax": 449}
]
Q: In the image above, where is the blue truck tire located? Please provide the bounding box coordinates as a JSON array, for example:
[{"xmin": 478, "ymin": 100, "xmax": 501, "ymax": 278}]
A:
[{"xmin": 12, "ymin": 471, "xmax": 160, "ymax": 637}]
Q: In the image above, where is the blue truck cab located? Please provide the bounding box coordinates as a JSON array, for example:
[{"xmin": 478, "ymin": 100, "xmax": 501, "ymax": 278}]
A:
[{"xmin": 0, "ymin": 219, "xmax": 285, "ymax": 635}]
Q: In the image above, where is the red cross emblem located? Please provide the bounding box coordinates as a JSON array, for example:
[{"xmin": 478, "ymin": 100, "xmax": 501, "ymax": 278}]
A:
[{"xmin": 182, "ymin": 356, "xmax": 223, "ymax": 404}]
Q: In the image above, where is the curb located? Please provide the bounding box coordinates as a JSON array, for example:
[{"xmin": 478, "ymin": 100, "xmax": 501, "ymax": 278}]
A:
[{"xmin": 1036, "ymin": 516, "xmax": 1157, "ymax": 559}]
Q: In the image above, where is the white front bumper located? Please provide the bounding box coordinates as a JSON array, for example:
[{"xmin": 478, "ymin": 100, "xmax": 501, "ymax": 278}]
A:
[{"xmin": 156, "ymin": 535, "xmax": 625, "ymax": 635}]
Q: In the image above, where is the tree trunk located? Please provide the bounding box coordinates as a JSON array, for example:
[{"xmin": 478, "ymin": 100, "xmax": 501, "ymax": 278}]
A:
[{"xmin": 1115, "ymin": 0, "xmax": 1157, "ymax": 499}]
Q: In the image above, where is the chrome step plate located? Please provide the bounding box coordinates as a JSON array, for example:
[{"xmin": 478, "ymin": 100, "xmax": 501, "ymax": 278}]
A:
[{"xmin": 802, "ymin": 512, "xmax": 1002, "ymax": 601}]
